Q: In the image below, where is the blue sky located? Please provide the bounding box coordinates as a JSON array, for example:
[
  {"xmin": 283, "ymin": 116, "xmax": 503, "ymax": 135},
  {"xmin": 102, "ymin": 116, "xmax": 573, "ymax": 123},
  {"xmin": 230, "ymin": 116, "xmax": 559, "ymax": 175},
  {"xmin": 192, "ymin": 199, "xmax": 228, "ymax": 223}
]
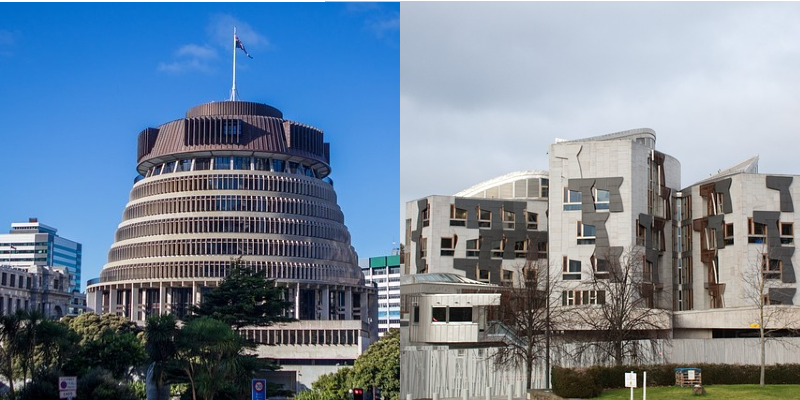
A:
[{"xmin": 0, "ymin": 3, "xmax": 399, "ymax": 289}]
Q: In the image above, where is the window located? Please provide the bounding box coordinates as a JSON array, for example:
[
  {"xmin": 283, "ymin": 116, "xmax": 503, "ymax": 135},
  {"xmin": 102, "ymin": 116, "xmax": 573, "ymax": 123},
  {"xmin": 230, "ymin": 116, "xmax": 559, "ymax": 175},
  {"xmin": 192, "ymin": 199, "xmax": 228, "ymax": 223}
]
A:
[
  {"xmin": 636, "ymin": 219, "xmax": 647, "ymax": 246},
  {"xmin": 562, "ymin": 290, "xmax": 606, "ymax": 306},
  {"xmin": 195, "ymin": 158, "xmax": 211, "ymax": 171},
  {"xmin": 477, "ymin": 268, "xmax": 490, "ymax": 283},
  {"xmin": 591, "ymin": 255, "xmax": 609, "ymax": 279},
  {"xmin": 514, "ymin": 240, "xmax": 528, "ymax": 259},
  {"xmin": 577, "ymin": 222, "xmax": 596, "ymax": 245},
  {"xmin": 490, "ymin": 239, "xmax": 505, "ymax": 258},
  {"xmin": 562, "ymin": 257, "xmax": 581, "ymax": 280},
  {"xmin": 431, "ymin": 307, "xmax": 446, "ymax": 322},
  {"xmin": 704, "ymin": 227, "xmax": 717, "ymax": 250},
  {"xmin": 478, "ymin": 208, "xmax": 491, "ymax": 228},
  {"xmin": 541, "ymin": 178, "xmax": 549, "ymax": 198},
  {"xmin": 595, "ymin": 188, "xmax": 610, "ymax": 210},
  {"xmin": 502, "ymin": 209, "xmax": 515, "ymax": 229},
  {"xmin": 502, "ymin": 270, "xmax": 514, "ymax": 283},
  {"xmin": 563, "ymin": 188, "xmax": 582, "ymax": 211},
  {"xmin": 440, "ymin": 237, "xmax": 455, "ymax": 256},
  {"xmin": 450, "ymin": 205, "xmax": 467, "ymax": 226},
  {"xmin": 413, "ymin": 305, "xmax": 420, "ymax": 323},
  {"xmin": 466, "ymin": 239, "xmax": 480, "ymax": 257},
  {"xmin": 526, "ymin": 212, "xmax": 538, "ymax": 230},
  {"xmin": 762, "ymin": 254, "xmax": 782, "ymax": 280},
  {"xmin": 273, "ymin": 159, "xmax": 285, "ymax": 173},
  {"xmin": 421, "ymin": 204, "xmax": 430, "ymax": 227},
  {"xmin": 724, "ymin": 223, "xmax": 734, "ymax": 245},
  {"xmin": 213, "ymin": 156, "xmax": 231, "ymax": 170},
  {"xmin": 781, "ymin": 222, "xmax": 794, "ymax": 245},
  {"xmin": 419, "ymin": 237, "xmax": 427, "ymax": 258},
  {"xmin": 448, "ymin": 307, "xmax": 473, "ymax": 322},
  {"xmin": 748, "ymin": 218, "xmax": 767, "ymax": 243}
]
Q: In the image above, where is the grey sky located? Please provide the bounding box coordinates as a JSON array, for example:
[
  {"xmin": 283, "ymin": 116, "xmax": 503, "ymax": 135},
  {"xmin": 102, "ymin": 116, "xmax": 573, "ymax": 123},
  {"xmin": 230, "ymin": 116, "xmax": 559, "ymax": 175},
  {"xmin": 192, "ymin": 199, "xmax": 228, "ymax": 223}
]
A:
[{"xmin": 401, "ymin": 2, "xmax": 800, "ymax": 238}]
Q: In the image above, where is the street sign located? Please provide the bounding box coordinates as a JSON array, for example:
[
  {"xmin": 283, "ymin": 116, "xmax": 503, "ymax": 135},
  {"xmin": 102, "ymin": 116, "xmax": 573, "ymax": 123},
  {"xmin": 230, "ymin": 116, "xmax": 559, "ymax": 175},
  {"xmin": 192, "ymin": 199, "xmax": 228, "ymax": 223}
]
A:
[
  {"xmin": 624, "ymin": 372, "xmax": 637, "ymax": 388},
  {"xmin": 59, "ymin": 376, "xmax": 77, "ymax": 391},
  {"xmin": 59, "ymin": 390, "xmax": 76, "ymax": 399},
  {"xmin": 252, "ymin": 378, "xmax": 267, "ymax": 400}
]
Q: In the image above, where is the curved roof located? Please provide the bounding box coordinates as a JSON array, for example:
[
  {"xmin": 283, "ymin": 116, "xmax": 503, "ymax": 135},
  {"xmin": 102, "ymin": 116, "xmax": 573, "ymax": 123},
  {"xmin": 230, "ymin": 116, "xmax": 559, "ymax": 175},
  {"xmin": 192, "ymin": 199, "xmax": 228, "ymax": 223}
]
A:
[
  {"xmin": 400, "ymin": 272, "xmax": 495, "ymax": 286},
  {"xmin": 555, "ymin": 127, "xmax": 656, "ymax": 144},
  {"xmin": 135, "ymin": 101, "xmax": 331, "ymax": 177},
  {"xmin": 455, "ymin": 170, "xmax": 549, "ymax": 198}
]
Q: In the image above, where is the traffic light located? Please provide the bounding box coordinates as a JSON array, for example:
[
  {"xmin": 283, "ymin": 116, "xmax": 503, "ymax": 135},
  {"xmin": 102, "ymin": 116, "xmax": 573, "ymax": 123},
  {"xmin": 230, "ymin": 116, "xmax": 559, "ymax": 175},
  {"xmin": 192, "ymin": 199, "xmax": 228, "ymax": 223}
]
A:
[{"xmin": 352, "ymin": 388, "xmax": 364, "ymax": 400}]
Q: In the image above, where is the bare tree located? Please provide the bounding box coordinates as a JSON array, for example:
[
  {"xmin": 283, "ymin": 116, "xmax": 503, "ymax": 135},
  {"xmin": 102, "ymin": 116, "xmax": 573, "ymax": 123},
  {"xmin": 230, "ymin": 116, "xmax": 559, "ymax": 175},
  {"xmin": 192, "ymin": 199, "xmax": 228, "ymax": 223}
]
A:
[
  {"xmin": 573, "ymin": 247, "xmax": 671, "ymax": 366},
  {"xmin": 742, "ymin": 243, "xmax": 800, "ymax": 386},
  {"xmin": 489, "ymin": 259, "xmax": 565, "ymax": 391}
]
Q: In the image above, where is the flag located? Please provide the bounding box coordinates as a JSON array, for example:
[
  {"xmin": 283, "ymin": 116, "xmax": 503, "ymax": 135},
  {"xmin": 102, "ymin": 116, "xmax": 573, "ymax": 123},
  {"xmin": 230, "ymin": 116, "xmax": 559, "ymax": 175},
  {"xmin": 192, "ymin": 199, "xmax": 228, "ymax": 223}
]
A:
[
  {"xmin": 235, "ymin": 35, "xmax": 253, "ymax": 59},
  {"xmin": 9, "ymin": 245, "xmax": 16, "ymax": 251}
]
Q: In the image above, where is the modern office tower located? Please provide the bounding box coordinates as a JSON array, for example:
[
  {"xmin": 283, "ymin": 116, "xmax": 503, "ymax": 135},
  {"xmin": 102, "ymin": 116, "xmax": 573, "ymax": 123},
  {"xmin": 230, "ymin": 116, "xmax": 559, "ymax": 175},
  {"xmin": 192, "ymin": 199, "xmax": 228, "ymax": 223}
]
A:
[
  {"xmin": 86, "ymin": 100, "xmax": 376, "ymax": 388},
  {"xmin": 404, "ymin": 171, "xmax": 550, "ymax": 283},
  {"xmin": 0, "ymin": 218, "xmax": 82, "ymax": 292},
  {"xmin": 361, "ymin": 254, "xmax": 401, "ymax": 335}
]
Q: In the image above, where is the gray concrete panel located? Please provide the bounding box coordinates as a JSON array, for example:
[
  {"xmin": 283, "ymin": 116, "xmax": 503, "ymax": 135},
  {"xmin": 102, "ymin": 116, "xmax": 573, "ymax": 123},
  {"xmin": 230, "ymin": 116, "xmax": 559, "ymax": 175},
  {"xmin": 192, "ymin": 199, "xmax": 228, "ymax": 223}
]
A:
[{"xmin": 766, "ymin": 176, "xmax": 794, "ymax": 213}]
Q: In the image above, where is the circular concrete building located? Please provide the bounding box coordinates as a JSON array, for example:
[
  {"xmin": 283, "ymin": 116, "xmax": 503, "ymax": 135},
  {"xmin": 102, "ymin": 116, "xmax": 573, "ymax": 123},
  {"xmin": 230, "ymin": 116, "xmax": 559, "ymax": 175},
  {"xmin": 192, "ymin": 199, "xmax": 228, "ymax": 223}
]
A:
[{"xmin": 87, "ymin": 100, "xmax": 376, "ymax": 385}]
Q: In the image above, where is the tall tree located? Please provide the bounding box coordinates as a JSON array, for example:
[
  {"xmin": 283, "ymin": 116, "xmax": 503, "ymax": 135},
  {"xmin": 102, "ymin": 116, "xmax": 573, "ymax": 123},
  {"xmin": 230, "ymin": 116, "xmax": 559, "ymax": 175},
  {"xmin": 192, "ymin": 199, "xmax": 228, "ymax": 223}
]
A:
[
  {"xmin": 174, "ymin": 316, "xmax": 253, "ymax": 400},
  {"xmin": 742, "ymin": 243, "xmax": 800, "ymax": 386},
  {"xmin": 352, "ymin": 329, "xmax": 400, "ymax": 400},
  {"xmin": 0, "ymin": 310, "xmax": 23, "ymax": 396},
  {"xmin": 575, "ymin": 247, "xmax": 671, "ymax": 366},
  {"xmin": 190, "ymin": 258, "xmax": 293, "ymax": 330},
  {"xmin": 145, "ymin": 314, "xmax": 179, "ymax": 400},
  {"xmin": 490, "ymin": 261, "xmax": 564, "ymax": 391}
]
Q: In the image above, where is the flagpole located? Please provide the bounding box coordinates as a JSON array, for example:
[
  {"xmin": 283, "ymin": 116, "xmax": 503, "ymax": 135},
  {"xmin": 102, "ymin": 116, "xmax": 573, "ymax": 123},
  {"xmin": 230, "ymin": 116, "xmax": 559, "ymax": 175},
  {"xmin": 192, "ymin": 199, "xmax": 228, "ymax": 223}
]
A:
[{"xmin": 231, "ymin": 26, "xmax": 238, "ymax": 101}]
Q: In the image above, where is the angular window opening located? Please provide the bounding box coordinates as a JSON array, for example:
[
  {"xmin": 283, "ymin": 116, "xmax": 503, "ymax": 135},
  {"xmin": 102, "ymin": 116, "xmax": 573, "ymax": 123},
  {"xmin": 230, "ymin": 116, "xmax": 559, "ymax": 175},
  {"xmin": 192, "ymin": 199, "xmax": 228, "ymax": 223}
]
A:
[
  {"xmin": 466, "ymin": 238, "xmax": 480, "ymax": 257},
  {"xmin": 781, "ymin": 222, "xmax": 794, "ymax": 245},
  {"xmin": 478, "ymin": 208, "xmax": 492, "ymax": 228},
  {"xmin": 563, "ymin": 188, "xmax": 582, "ymax": 211},
  {"xmin": 440, "ymin": 237, "xmax": 456, "ymax": 256},
  {"xmin": 502, "ymin": 209, "xmax": 515, "ymax": 229},
  {"xmin": 477, "ymin": 268, "xmax": 491, "ymax": 283},
  {"xmin": 526, "ymin": 211, "xmax": 538, "ymax": 230},
  {"xmin": 562, "ymin": 257, "xmax": 581, "ymax": 280},
  {"xmin": 762, "ymin": 254, "xmax": 782, "ymax": 280},
  {"xmin": 594, "ymin": 188, "xmax": 610, "ymax": 210},
  {"xmin": 490, "ymin": 239, "xmax": 505, "ymax": 258},
  {"xmin": 577, "ymin": 222, "xmax": 596, "ymax": 245},
  {"xmin": 450, "ymin": 205, "xmax": 467, "ymax": 226}
]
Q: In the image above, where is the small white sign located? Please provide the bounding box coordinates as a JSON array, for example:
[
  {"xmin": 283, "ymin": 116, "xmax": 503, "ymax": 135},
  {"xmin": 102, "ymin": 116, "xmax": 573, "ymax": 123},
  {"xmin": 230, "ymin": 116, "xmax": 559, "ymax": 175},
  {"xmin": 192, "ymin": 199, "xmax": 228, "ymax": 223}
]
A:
[
  {"xmin": 59, "ymin": 390, "xmax": 76, "ymax": 399},
  {"xmin": 688, "ymin": 370, "xmax": 696, "ymax": 380},
  {"xmin": 59, "ymin": 376, "xmax": 77, "ymax": 391},
  {"xmin": 625, "ymin": 372, "xmax": 637, "ymax": 388}
]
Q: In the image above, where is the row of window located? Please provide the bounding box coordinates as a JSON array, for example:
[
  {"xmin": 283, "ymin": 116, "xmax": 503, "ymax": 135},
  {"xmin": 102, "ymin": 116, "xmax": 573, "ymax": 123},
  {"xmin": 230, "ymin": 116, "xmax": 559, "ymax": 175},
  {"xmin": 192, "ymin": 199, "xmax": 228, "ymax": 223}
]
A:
[
  {"xmin": 132, "ymin": 173, "xmax": 334, "ymax": 202},
  {"xmin": 99, "ymin": 260, "xmax": 363, "ymax": 285},
  {"xmin": 561, "ymin": 290, "xmax": 606, "ymax": 306},
  {"xmin": 420, "ymin": 236, "xmax": 546, "ymax": 259},
  {"xmin": 108, "ymin": 238, "xmax": 354, "ymax": 264},
  {"xmin": 241, "ymin": 328, "xmax": 360, "ymax": 346},
  {"xmin": 445, "ymin": 205, "xmax": 539, "ymax": 230},
  {"xmin": 563, "ymin": 187, "xmax": 610, "ymax": 211},
  {"xmin": 144, "ymin": 157, "xmax": 320, "ymax": 179},
  {"xmin": 115, "ymin": 216, "xmax": 349, "ymax": 243},
  {"xmin": 411, "ymin": 305, "xmax": 473, "ymax": 323},
  {"xmin": 123, "ymin": 195, "xmax": 343, "ymax": 222},
  {"xmin": 561, "ymin": 256, "xmax": 609, "ymax": 280},
  {"xmin": 365, "ymin": 266, "xmax": 401, "ymax": 276},
  {"xmin": 1, "ymin": 271, "xmax": 30, "ymax": 289}
]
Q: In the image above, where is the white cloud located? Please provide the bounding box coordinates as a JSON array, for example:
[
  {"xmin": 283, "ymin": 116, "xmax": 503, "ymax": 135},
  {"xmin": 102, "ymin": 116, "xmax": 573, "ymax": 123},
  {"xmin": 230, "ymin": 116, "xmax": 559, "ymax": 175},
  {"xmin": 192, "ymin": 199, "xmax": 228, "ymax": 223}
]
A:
[
  {"xmin": 206, "ymin": 13, "xmax": 268, "ymax": 51},
  {"xmin": 157, "ymin": 44, "xmax": 217, "ymax": 73}
]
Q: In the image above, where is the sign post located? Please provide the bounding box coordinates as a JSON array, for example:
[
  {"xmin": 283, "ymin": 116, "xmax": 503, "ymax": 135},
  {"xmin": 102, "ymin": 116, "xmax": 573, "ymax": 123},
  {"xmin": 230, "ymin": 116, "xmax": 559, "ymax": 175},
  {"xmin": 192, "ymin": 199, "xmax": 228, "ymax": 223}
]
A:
[
  {"xmin": 624, "ymin": 371, "xmax": 637, "ymax": 400},
  {"xmin": 252, "ymin": 379, "xmax": 267, "ymax": 400},
  {"xmin": 59, "ymin": 376, "xmax": 77, "ymax": 399}
]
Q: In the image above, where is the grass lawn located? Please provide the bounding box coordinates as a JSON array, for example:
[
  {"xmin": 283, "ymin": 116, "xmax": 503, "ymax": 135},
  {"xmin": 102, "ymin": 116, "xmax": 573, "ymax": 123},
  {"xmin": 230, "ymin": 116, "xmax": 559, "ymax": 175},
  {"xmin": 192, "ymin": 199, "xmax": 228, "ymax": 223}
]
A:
[{"xmin": 598, "ymin": 384, "xmax": 800, "ymax": 399}]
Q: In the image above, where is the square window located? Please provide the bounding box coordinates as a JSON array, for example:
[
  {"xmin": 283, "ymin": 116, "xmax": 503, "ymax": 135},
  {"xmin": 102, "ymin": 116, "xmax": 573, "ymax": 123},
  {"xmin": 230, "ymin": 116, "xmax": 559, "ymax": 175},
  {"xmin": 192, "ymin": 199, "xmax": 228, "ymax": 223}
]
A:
[
  {"xmin": 431, "ymin": 307, "xmax": 446, "ymax": 322},
  {"xmin": 466, "ymin": 238, "xmax": 480, "ymax": 257}
]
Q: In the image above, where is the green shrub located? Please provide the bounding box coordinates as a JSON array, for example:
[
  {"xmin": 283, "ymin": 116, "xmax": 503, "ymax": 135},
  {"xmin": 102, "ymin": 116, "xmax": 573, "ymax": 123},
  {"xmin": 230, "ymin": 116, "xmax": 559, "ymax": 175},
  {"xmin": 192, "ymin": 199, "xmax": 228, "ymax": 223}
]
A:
[{"xmin": 552, "ymin": 366, "xmax": 602, "ymax": 398}]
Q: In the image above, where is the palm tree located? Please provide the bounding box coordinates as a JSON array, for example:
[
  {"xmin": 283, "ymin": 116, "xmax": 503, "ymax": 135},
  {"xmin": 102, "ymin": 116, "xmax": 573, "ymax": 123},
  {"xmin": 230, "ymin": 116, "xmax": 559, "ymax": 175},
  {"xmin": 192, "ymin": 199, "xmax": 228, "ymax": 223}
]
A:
[
  {"xmin": 0, "ymin": 311, "xmax": 23, "ymax": 396},
  {"xmin": 175, "ymin": 317, "xmax": 246, "ymax": 400},
  {"xmin": 18, "ymin": 309, "xmax": 46, "ymax": 384},
  {"xmin": 145, "ymin": 314, "xmax": 178, "ymax": 400}
]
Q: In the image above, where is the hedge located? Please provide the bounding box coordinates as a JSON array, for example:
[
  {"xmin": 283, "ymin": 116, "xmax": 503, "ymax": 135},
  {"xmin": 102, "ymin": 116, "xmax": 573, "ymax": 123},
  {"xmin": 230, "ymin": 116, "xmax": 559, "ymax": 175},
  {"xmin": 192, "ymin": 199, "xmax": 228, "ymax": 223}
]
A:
[{"xmin": 552, "ymin": 363, "xmax": 800, "ymax": 398}]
